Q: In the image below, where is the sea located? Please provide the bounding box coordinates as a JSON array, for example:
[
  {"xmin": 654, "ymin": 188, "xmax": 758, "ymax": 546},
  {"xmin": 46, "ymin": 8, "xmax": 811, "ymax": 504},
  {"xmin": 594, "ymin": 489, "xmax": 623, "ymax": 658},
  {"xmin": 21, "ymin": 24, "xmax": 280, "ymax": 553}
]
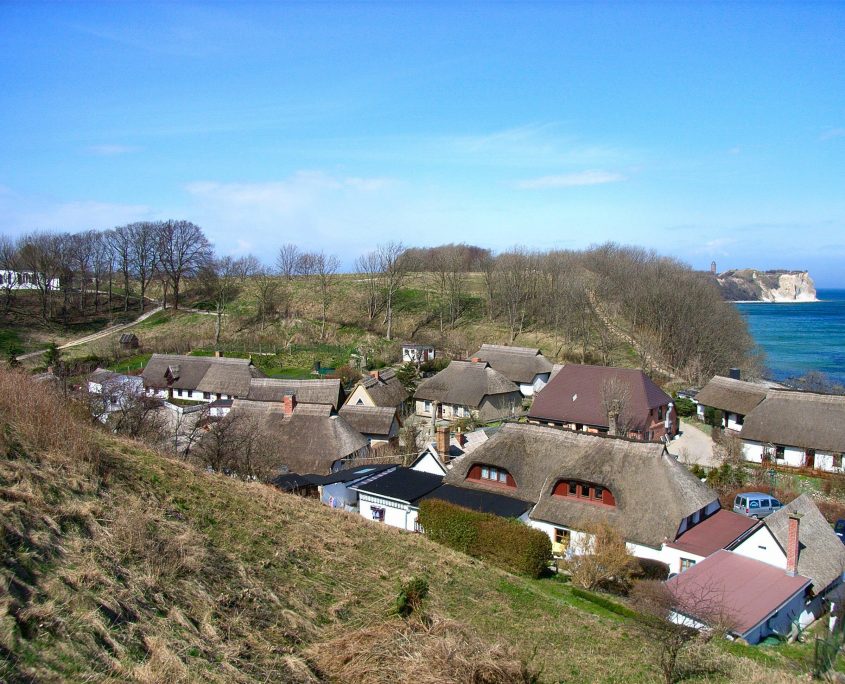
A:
[{"xmin": 734, "ymin": 289, "xmax": 845, "ymax": 385}]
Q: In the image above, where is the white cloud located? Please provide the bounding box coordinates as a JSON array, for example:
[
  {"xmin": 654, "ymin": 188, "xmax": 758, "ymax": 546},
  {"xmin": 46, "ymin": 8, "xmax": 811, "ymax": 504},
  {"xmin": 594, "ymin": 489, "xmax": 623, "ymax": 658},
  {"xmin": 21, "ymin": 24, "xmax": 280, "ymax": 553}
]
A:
[
  {"xmin": 88, "ymin": 144, "xmax": 141, "ymax": 156},
  {"xmin": 515, "ymin": 170, "xmax": 626, "ymax": 189}
]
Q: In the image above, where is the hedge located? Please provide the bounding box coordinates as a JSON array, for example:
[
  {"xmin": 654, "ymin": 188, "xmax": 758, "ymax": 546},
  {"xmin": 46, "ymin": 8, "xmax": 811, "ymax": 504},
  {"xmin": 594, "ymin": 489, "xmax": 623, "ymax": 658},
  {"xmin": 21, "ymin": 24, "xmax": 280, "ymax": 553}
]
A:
[{"xmin": 417, "ymin": 499, "xmax": 552, "ymax": 578}]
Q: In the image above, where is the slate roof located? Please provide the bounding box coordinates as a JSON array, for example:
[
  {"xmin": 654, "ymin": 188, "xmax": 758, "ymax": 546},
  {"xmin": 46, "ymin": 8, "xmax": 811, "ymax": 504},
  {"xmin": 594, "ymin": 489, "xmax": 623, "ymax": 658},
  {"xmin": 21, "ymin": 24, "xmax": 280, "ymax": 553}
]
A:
[
  {"xmin": 695, "ymin": 376, "xmax": 769, "ymax": 416},
  {"xmin": 352, "ymin": 468, "xmax": 444, "ymax": 504},
  {"xmin": 270, "ymin": 473, "xmax": 320, "ymax": 492},
  {"xmin": 338, "ymin": 405, "xmax": 397, "ymax": 437},
  {"xmin": 741, "ymin": 390, "xmax": 845, "ymax": 453},
  {"xmin": 421, "ymin": 484, "xmax": 533, "ymax": 518},
  {"xmin": 666, "ymin": 550, "xmax": 811, "ymax": 636},
  {"xmin": 228, "ymin": 399, "xmax": 368, "ymax": 475},
  {"xmin": 763, "ymin": 494, "xmax": 845, "ymax": 591},
  {"xmin": 445, "ymin": 423, "xmax": 718, "ymax": 548},
  {"xmin": 527, "ymin": 364, "xmax": 672, "ymax": 431},
  {"xmin": 414, "ymin": 360, "xmax": 520, "ymax": 408},
  {"xmin": 246, "ymin": 377, "xmax": 345, "ymax": 409},
  {"xmin": 357, "ymin": 368, "xmax": 409, "ymax": 407},
  {"xmin": 142, "ymin": 354, "xmax": 262, "ymax": 396},
  {"xmin": 666, "ymin": 509, "xmax": 758, "ymax": 558},
  {"xmin": 309, "ymin": 463, "xmax": 399, "ymax": 486},
  {"xmin": 472, "ymin": 344, "xmax": 553, "ymax": 384}
]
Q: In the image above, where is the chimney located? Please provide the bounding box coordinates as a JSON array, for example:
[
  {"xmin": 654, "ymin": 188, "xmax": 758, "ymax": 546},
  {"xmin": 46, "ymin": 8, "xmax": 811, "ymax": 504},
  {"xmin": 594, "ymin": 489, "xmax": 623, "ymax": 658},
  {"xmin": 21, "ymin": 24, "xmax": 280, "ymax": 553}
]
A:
[
  {"xmin": 786, "ymin": 512, "xmax": 802, "ymax": 576},
  {"xmin": 729, "ymin": 367, "xmax": 741, "ymax": 381},
  {"xmin": 436, "ymin": 427, "xmax": 450, "ymax": 463},
  {"xmin": 283, "ymin": 393, "xmax": 297, "ymax": 417},
  {"xmin": 215, "ymin": 350, "xmax": 223, "ymax": 358},
  {"xmin": 455, "ymin": 428, "xmax": 466, "ymax": 447},
  {"xmin": 369, "ymin": 370, "xmax": 380, "ymax": 379},
  {"xmin": 471, "ymin": 357, "xmax": 482, "ymax": 363}
]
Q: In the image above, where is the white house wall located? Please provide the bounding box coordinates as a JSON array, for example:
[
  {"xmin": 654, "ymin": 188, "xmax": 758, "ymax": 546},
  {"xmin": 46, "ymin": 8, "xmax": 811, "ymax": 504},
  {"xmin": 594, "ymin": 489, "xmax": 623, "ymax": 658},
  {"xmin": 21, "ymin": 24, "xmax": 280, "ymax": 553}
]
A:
[
  {"xmin": 411, "ymin": 450, "xmax": 447, "ymax": 476},
  {"xmin": 741, "ymin": 440, "xmax": 838, "ymax": 471},
  {"xmin": 347, "ymin": 385, "xmax": 374, "ymax": 407},
  {"xmin": 731, "ymin": 526, "xmax": 786, "ymax": 569},
  {"xmin": 358, "ymin": 493, "xmax": 418, "ymax": 531}
]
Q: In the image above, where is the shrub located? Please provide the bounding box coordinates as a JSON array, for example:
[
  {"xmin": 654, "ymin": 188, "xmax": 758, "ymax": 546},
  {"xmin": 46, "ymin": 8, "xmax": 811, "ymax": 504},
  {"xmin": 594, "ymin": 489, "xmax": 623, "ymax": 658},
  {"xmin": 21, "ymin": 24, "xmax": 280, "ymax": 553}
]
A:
[
  {"xmin": 703, "ymin": 406, "xmax": 723, "ymax": 428},
  {"xmin": 566, "ymin": 521, "xmax": 639, "ymax": 592},
  {"xmin": 394, "ymin": 576, "xmax": 429, "ymax": 618},
  {"xmin": 673, "ymin": 396, "xmax": 696, "ymax": 418},
  {"xmin": 418, "ymin": 499, "xmax": 551, "ymax": 578},
  {"xmin": 689, "ymin": 464, "xmax": 707, "ymax": 480}
]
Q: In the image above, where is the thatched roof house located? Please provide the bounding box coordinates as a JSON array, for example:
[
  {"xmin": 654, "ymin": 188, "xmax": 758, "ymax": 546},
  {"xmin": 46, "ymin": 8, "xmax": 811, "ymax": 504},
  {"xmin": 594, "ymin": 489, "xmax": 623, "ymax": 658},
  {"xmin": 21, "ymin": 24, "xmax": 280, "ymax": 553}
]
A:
[
  {"xmin": 347, "ymin": 368, "xmax": 408, "ymax": 409},
  {"xmin": 445, "ymin": 423, "xmax": 718, "ymax": 549},
  {"xmin": 229, "ymin": 399, "xmax": 368, "ymax": 475},
  {"xmin": 414, "ymin": 360, "xmax": 521, "ymax": 423},
  {"xmin": 338, "ymin": 404, "xmax": 400, "ymax": 445},
  {"xmin": 471, "ymin": 344, "xmax": 553, "ymax": 395},
  {"xmin": 695, "ymin": 376, "xmax": 768, "ymax": 418},
  {"xmin": 741, "ymin": 390, "xmax": 845, "ymax": 454},
  {"xmin": 246, "ymin": 377, "xmax": 345, "ymax": 410},
  {"xmin": 142, "ymin": 354, "xmax": 263, "ymax": 399}
]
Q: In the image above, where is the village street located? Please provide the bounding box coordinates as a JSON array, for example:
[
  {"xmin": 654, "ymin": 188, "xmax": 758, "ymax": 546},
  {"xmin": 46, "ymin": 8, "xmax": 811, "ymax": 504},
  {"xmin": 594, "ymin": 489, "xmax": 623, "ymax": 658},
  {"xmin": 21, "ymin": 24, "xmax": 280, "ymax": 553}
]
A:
[{"xmin": 667, "ymin": 420, "xmax": 719, "ymax": 469}]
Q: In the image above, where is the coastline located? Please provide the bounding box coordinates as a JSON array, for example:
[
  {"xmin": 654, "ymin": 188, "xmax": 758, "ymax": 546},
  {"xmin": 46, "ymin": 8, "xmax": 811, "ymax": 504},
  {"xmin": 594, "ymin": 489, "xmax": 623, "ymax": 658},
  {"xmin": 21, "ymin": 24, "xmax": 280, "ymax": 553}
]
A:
[{"xmin": 730, "ymin": 299, "xmax": 821, "ymax": 304}]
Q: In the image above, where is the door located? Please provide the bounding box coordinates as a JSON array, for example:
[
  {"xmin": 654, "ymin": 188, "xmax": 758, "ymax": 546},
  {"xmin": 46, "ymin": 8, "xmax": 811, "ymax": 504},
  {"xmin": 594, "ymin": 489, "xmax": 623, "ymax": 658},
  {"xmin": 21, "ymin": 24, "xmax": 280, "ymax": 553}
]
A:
[{"xmin": 805, "ymin": 449, "xmax": 816, "ymax": 469}]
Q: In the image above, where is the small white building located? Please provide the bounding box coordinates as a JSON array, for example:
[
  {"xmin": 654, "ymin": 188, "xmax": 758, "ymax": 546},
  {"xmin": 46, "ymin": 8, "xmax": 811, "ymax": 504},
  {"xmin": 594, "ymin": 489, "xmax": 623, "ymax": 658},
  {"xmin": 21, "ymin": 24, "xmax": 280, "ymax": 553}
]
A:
[
  {"xmin": 402, "ymin": 343, "xmax": 435, "ymax": 365},
  {"xmin": 694, "ymin": 375, "xmax": 768, "ymax": 432},
  {"xmin": 0, "ymin": 270, "xmax": 60, "ymax": 291},
  {"xmin": 142, "ymin": 353, "xmax": 261, "ymax": 403},
  {"xmin": 87, "ymin": 368, "xmax": 144, "ymax": 417}
]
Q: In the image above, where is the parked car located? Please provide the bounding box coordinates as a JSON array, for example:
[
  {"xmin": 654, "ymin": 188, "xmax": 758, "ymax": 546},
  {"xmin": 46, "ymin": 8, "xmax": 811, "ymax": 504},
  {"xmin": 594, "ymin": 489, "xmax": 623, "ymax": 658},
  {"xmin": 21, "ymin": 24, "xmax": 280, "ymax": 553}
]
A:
[
  {"xmin": 834, "ymin": 519, "xmax": 845, "ymax": 544},
  {"xmin": 733, "ymin": 492, "xmax": 783, "ymax": 519}
]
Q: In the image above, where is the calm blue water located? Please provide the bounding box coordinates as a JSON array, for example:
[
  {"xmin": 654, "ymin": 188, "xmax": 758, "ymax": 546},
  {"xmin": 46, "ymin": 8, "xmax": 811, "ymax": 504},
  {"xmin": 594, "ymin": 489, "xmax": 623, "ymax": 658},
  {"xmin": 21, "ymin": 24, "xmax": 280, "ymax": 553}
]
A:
[{"xmin": 735, "ymin": 289, "xmax": 845, "ymax": 385}]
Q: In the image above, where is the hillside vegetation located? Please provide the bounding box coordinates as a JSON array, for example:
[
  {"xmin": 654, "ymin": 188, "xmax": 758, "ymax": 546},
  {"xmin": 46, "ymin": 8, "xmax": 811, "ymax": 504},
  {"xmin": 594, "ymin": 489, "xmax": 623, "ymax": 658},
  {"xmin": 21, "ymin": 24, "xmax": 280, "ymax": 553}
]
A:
[
  {"xmin": 0, "ymin": 370, "xmax": 806, "ymax": 682},
  {"xmin": 32, "ymin": 242, "xmax": 758, "ymax": 388}
]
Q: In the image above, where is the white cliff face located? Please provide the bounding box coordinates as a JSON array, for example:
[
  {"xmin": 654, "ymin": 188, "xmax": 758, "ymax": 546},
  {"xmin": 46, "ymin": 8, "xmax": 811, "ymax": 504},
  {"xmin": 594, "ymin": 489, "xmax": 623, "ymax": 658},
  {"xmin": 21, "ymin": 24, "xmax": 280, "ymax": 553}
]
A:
[{"xmin": 759, "ymin": 272, "xmax": 818, "ymax": 302}]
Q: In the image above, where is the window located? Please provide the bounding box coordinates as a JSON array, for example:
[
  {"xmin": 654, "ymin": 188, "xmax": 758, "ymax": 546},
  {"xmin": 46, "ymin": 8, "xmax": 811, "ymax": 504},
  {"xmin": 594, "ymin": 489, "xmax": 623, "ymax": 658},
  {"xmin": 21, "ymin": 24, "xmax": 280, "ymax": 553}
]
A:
[
  {"xmin": 479, "ymin": 466, "xmax": 509, "ymax": 483},
  {"xmin": 371, "ymin": 507, "xmax": 385, "ymax": 522},
  {"xmin": 579, "ymin": 484, "xmax": 590, "ymax": 497},
  {"xmin": 424, "ymin": 400, "xmax": 432, "ymax": 412},
  {"xmin": 760, "ymin": 499, "xmax": 770, "ymax": 508},
  {"xmin": 481, "ymin": 466, "xmax": 490, "ymax": 479},
  {"xmin": 658, "ymin": 406, "xmax": 664, "ymax": 420},
  {"xmin": 775, "ymin": 445, "xmax": 785, "ymax": 460},
  {"xmin": 498, "ymin": 470, "xmax": 507, "ymax": 483},
  {"xmin": 554, "ymin": 528, "xmax": 571, "ymax": 547},
  {"xmin": 680, "ymin": 558, "xmax": 696, "ymax": 572},
  {"xmin": 734, "ymin": 496, "xmax": 741, "ymax": 507},
  {"xmin": 749, "ymin": 500, "xmax": 760, "ymax": 509},
  {"xmin": 834, "ymin": 454, "xmax": 843, "ymax": 469},
  {"xmin": 203, "ymin": 392, "xmax": 211, "ymax": 400},
  {"xmin": 568, "ymin": 481, "xmax": 577, "ymax": 496},
  {"xmin": 593, "ymin": 486, "xmax": 604, "ymax": 500},
  {"xmin": 176, "ymin": 389, "xmax": 183, "ymax": 397}
]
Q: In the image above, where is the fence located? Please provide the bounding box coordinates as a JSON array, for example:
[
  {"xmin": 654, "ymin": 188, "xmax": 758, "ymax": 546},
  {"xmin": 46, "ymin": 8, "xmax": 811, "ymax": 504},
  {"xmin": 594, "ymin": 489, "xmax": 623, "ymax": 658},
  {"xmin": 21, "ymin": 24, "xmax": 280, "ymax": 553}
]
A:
[{"xmin": 813, "ymin": 631, "xmax": 843, "ymax": 678}]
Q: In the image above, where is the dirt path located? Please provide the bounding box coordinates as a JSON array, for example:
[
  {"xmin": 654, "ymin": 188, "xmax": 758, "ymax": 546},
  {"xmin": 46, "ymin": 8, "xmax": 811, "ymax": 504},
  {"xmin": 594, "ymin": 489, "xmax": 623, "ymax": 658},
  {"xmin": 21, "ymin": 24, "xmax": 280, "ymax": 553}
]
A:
[
  {"xmin": 667, "ymin": 420, "xmax": 719, "ymax": 468},
  {"xmin": 16, "ymin": 306, "xmax": 164, "ymax": 361}
]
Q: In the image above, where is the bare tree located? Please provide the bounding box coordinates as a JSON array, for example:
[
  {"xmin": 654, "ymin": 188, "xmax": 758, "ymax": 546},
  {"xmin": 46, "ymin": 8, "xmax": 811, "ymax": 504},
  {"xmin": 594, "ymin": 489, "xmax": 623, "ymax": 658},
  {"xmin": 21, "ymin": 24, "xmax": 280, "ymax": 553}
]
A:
[
  {"xmin": 157, "ymin": 220, "xmax": 213, "ymax": 310},
  {"xmin": 630, "ymin": 579, "xmax": 737, "ymax": 684},
  {"xmin": 16, "ymin": 231, "xmax": 64, "ymax": 321},
  {"xmin": 90, "ymin": 231, "xmax": 110, "ymax": 314},
  {"xmin": 377, "ymin": 241, "xmax": 407, "ymax": 341},
  {"xmin": 601, "ymin": 377, "xmax": 632, "ymax": 437},
  {"xmin": 566, "ymin": 520, "xmax": 639, "ymax": 591},
  {"xmin": 192, "ymin": 411, "xmax": 275, "ymax": 479},
  {"xmin": 106, "ymin": 225, "xmax": 133, "ymax": 312},
  {"xmin": 311, "ymin": 251, "xmax": 340, "ymax": 340},
  {"xmin": 0, "ymin": 235, "xmax": 20, "ymax": 312},
  {"xmin": 128, "ymin": 221, "xmax": 160, "ymax": 312},
  {"xmin": 200, "ymin": 256, "xmax": 252, "ymax": 347},
  {"xmin": 276, "ymin": 243, "xmax": 301, "ymax": 281},
  {"xmin": 355, "ymin": 249, "xmax": 384, "ymax": 322},
  {"xmin": 252, "ymin": 267, "xmax": 280, "ymax": 331}
]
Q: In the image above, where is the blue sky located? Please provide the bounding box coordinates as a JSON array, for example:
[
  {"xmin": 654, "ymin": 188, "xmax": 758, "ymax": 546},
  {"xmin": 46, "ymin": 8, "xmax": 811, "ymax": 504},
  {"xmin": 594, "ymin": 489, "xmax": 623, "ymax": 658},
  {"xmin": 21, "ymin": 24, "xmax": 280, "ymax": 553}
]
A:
[{"xmin": 1, "ymin": 2, "xmax": 843, "ymax": 284}]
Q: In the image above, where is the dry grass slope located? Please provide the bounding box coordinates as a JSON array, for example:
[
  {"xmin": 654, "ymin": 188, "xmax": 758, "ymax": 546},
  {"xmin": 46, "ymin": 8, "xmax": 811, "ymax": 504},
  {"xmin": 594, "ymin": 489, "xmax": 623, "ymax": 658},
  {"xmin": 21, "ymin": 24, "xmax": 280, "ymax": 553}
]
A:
[{"xmin": 0, "ymin": 369, "xmax": 806, "ymax": 683}]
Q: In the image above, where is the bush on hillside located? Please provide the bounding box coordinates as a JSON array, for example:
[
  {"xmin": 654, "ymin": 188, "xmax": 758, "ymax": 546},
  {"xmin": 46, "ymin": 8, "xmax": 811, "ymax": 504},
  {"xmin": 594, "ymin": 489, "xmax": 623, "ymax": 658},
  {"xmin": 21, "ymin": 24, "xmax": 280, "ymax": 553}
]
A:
[
  {"xmin": 673, "ymin": 396, "xmax": 696, "ymax": 418},
  {"xmin": 418, "ymin": 499, "xmax": 551, "ymax": 578}
]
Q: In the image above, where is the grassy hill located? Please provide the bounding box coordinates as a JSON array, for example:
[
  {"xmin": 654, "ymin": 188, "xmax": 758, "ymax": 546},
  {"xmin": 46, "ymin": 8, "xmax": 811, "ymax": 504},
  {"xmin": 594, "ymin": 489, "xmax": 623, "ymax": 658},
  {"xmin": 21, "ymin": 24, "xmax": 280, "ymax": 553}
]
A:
[{"xmin": 0, "ymin": 369, "xmax": 813, "ymax": 682}]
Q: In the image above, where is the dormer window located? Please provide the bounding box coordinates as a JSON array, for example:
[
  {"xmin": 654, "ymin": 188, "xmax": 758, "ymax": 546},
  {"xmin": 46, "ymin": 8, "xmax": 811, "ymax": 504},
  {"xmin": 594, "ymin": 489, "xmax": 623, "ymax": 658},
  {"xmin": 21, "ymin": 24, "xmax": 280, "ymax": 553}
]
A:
[
  {"xmin": 552, "ymin": 479, "xmax": 616, "ymax": 507},
  {"xmin": 467, "ymin": 463, "xmax": 515, "ymax": 488}
]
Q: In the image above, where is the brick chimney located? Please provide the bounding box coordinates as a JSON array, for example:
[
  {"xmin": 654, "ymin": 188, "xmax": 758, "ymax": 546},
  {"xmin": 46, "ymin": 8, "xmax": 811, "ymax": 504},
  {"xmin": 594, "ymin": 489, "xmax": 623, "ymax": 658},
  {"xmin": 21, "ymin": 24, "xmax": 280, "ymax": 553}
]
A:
[
  {"xmin": 786, "ymin": 512, "xmax": 802, "ymax": 576},
  {"xmin": 215, "ymin": 350, "xmax": 223, "ymax": 358},
  {"xmin": 470, "ymin": 357, "xmax": 482, "ymax": 363},
  {"xmin": 455, "ymin": 428, "xmax": 466, "ymax": 447},
  {"xmin": 436, "ymin": 426, "xmax": 450, "ymax": 463},
  {"xmin": 369, "ymin": 370, "xmax": 380, "ymax": 379},
  {"xmin": 283, "ymin": 393, "xmax": 297, "ymax": 417}
]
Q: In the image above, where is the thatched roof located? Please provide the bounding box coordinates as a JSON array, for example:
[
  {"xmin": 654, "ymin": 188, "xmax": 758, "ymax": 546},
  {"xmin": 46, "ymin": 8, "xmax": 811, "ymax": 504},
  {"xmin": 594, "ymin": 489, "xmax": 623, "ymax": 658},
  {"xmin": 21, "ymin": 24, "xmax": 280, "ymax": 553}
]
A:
[
  {"xmin": 740, "ymin": 390, "xmax": 845, "ymax": 453},
  {"xmin": 763, "ymin": 494, "xmax": 845, "ymax": 591},
  {"xmin": 528, "ymin": 364, "xmax": 671, "ymax": 431},
  {"xmin": 414, "ymin": 361, "xmax": 519, "ymax": 408},
  {"xmin": 695, "ymin": 376, "xmax": 768, "ymax": 416},
  {"xmin": 445, "ymin": 423, "xmax": 718, "ymax": 548},
  {"xmin": 472, "ymin": 344, "xmax": 553, "ymax": 384},
  {"xmin": 358, "ymin": 368, "xmax": 409, "ymax": 407},
  {"xmin": 229, "ymin": 399, "xmax": 368, "ymax": 475},
  {"xmin": 246, "ymin": 378, "xmax": 345, "ymax": 409},
  {"xmin": 338, "ymin": 405, "xmax": 398, "ymax": 437},
  {"xmin": 142, "ymin": 354, "xmax": 262, "ymax": 396}
]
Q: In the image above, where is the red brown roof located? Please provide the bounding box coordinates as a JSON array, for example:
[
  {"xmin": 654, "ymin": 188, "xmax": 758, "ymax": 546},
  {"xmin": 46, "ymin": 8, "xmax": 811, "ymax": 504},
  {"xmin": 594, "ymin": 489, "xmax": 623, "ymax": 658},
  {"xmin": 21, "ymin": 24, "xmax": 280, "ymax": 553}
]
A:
[
  {"xmin": 528, "ymin": 364, "xmax": 671, "ymax": 431},
  {"xmin": 666, "ymin": 509, "xmax": 758, "ymax": 558},
  {"xmin": 666, "ymin": 550, "xmax": 810, "ymax": 636}
]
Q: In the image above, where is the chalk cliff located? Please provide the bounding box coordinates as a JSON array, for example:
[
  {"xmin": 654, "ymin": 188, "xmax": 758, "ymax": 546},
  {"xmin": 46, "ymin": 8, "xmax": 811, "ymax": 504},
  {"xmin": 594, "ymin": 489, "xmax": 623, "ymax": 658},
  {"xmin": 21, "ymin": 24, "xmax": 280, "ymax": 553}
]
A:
[{"xmin": 714, "ymin": 269, "xmax": 818, "ymax": 302}]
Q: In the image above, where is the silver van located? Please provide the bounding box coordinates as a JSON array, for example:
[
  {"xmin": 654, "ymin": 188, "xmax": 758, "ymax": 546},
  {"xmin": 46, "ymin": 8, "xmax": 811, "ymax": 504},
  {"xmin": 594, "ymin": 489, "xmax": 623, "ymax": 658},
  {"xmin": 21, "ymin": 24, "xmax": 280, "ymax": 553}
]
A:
[{"xmin": 733, "ymin": 492, "xmax": 783, "ymax": 519}]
